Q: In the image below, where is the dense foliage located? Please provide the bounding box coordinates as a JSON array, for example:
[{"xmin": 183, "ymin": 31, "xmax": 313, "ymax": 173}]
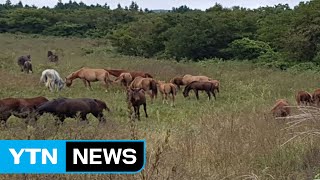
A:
[{"xmin": 1, "ymin": 0, "xmax": 320, "ymax": 66}]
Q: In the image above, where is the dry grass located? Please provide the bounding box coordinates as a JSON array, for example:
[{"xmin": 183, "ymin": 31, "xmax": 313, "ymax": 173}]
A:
[{"xmin": 0, "ymin": 34, "xmax": 320, "ymax": 179}]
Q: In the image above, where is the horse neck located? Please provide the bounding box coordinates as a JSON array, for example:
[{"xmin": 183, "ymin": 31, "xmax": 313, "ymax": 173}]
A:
[{"xmin": 67, "ymin": 71, "xmax": 79, "ymax": 80}]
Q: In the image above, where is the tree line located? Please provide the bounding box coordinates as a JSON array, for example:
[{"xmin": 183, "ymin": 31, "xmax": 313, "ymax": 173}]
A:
[{"xmin": 1, "ymin": 0, "xmax": 320, "ymax": 69}]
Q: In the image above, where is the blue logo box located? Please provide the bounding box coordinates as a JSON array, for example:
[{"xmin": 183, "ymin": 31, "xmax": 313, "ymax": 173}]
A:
[{"xmin": 0, "ymin": 140, "xmax": 146, "ymax": 174}]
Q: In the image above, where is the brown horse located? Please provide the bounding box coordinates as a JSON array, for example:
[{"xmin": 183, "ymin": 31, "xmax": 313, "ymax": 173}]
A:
[
  {"xmin": 115, "ymin": 72, "xmax": 133, "ymax": 87},
  {"xmin": 312, "ymin": 89, "xmax": 320, "ymax": 107},
  {"xmin": 129, "ymin": 77, "xmax": 158, "ymax": 102},
  {"xmin": 36, "ymin": 98, "xmax": 110, "ymax": 123},
  {"xmin": 127, "ymin": 88, "xmax": 148, "ymax": 121},
  {"xmin": 296, "ymin": 91, "xmax": 313, "ymax": 106},
  {"xmin": 65, "ymin": 67, "xmax": 113, "ymax": 90},
  {"xmin": 0, "ymin": 96, "xmax": 49, "ymax": 124},
  {"xmin": 157, "ymin": 81, "xmax": 177, "ymax": 106},
  {"xmin": 170, "ymin": 76, "xmax": 184, "ymax": 90},
  {"xmin": 105, "ymin": 69, "xmax": 153, "ymax": 79},
  {"xmin": 182, "ymin": 74, "xmax": 211, "ymax": 85},
  {"xmin": 183, "ymin": 81, "xmax": 217, "ymax": 100},
  {"xmin": 271, "ymin": 99, "xmax": 290, "ymax": 117}
]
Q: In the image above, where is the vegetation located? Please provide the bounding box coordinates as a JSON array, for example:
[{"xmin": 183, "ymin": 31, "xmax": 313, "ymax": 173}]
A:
[
  {"xmin": 1, "ymin": 0, "xmax": 320, "ymax": 69},
  {"xmin": 1, "ymin": 33, "xmax": 320, "ymax": 179}
]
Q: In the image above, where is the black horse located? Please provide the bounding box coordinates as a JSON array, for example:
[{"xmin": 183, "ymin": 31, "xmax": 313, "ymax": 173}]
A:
[{"xmin": 36, "ymin": 98, "xmax": 110, "ymax": 123}]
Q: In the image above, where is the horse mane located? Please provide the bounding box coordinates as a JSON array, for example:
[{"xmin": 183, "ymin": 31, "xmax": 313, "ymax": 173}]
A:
[
  {"xmin": 104, "ymin": 69, "xmax": 127, "ymax": 77},
  {"xmin": 66, "ymin": 68, "xmax": 83, "ymax": 79}
]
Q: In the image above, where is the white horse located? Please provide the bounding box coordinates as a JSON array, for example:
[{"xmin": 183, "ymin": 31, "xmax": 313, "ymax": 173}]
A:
[{"xmin": 40, "ymin": 69, "xmax": 65, "ymax": 92}]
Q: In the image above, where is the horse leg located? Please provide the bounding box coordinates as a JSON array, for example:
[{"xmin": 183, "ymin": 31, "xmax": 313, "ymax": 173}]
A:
[
  {"xmin": 206, "ymin": 90, "xmax": 211, "ymax": 100},
  {"xmin": 171, "ymin": 93, "xmax": 175, "ymax": 107},
  {"xmin": 161, "ymin": 93, "xmax": 165, "ymax": 104},
  {"xmin": 147, "ymin": 90, "xmax": 153, "ymax": 103},
  {"xmin": 143, "ymin": 103, "xmax": 148, "ymax": 118},
  {"xmin": 212, "ymin": 91, "xmax": 216, "ymax": 100},
  {"xmin": 165, "ymin": 93, "xmax": 169, "ymax": 104},
  {"xmin": 137, "ymin": 106, "xmax": 141, "ymax": 121},
  {"xmin": 195, "ymin": 90, "xmax": 199, "ymax": 100},
  {"xmin": 87, "ymin": 81, "xmax": 93, "ymax": 90},
  {"xmin": 133, "ymin": 106, "xmax": 138, "ymax": 121}
]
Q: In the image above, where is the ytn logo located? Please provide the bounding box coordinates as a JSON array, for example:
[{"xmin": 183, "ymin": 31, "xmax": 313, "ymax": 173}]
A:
[{"xmin": 0, "ymin": 140, "xmax": 145, "ymax": 174}]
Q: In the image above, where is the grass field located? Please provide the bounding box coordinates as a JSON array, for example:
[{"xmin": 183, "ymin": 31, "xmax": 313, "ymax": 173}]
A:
[{"xmin": 1, "ymin": 33, "xmax": 320, "ymax": 179}]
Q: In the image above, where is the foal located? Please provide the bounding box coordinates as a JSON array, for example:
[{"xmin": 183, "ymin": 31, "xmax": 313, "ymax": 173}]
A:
[
  {"xmin": 157, "ymin": 81, "xmax": 177, "ymax": 106},
  {"xmin": 127, "ymin": 88, "xmax": 148, "ymax": 121},
  {"xmin": 23, "ymin": 61, "xmax": 33, "ymax": 73},
  {"xmin": 183, "ymin": 81, "xmax": 217, "ymax": 100}
]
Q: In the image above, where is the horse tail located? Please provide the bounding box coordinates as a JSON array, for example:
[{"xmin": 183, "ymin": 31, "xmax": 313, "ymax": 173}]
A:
[{"xmin": 150, "ymin": 79, "xmax": 158, "ymax": 98}]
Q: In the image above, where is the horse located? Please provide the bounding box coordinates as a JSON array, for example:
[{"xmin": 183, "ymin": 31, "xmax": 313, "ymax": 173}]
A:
[
  {"xmin": 157, "ymin": 81, "xmax": 177, "ymax": 106},
  {"xmin": 312, "ymin": 89, "xmax": 320, "ymax": 107},
  {"xmin": 170, "ymin": 76, "xmax": 184, "ymax": 90},
  {"xmin": 0, "ymin": 96, "xmax": 49, "ymax": 124},
  {"xmin": 105, "ymin": 69, "xmax": 153, "ymax": 79},
  {"xmin": 271, "ymin": 99, "xmax": 290, "ymax": 118},
  {"xmin": 65, "ymin": 67, "xmax": 113, "ymax": 90},
  {"xmin": 182, "ymin": 74, "xmax": 211, "ymax": 85},
  {"xmin": 36, "ymin": 98, "xmax": 110, "ymax": 123},
  {"xmin": 23, "ymin": 60, "xmax": 33, "ymax": 74},
  {"xmin": 47, "ymin": 51, "xmax": 59, "ymax": 63},
  {"xmin": 129, "ymin": 77, "xmax": 158, "ymax": 102},
  {"xmin": 115, "ymin": 72, "xmax": 133, "ymax": 87},
  {"xmin": 17, "ymin": 55, "xmax": 31, "ymax": 72},
  {"xmin": 40, "ymin": 69, "xmax": 65, "ymax": 92},
  {"xmin": 127, "ymin": 88, "xmax": 148, "ymax": 121},
  {"xmin": 209, "ymin": 80, "xmax": 220, "ymax": 93},
  {"xmin": 296, "ymin": 91, "xmax": 313, "ymax": 106},
  {"xmin": 183, "ymin": 81, "xmax": 217, "ymax": 100}
]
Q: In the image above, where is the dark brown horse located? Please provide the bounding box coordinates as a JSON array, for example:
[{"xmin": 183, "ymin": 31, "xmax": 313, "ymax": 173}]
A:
[
  {"xmin": 105, "ymin": 69, "xmax": 153, "ymax": 79},
  {"xmin": 17, "ymin": 55, "xmax": 31, "ymax": 72},
  {"xmin": 36, "ymin": 98, "xmax": 110, "ymax": 123},
  {"xmin": 170, "ymin": 76, "xmax": 184, "ymax": 90},
  {"xmin": 47, "ymin": 51, "xmax": 59, "ymax": 63},
  {"xmin": 127, "ymin": 88, "xmax": 148, "ymax": 121},
  {"xmin": 183, "ymin": 81, "xmax": 217, "ymax": 100},
  {"xmin": 0, "ymin": 96, "xmax": 49, "ymax": 124},
  {"xmin": 23, "ymin": 61, "xmax": 33, "ymax": 73}
]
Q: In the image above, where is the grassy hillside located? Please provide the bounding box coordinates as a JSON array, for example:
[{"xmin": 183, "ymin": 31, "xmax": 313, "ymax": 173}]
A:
[{"xmin": 0, "ymin": 34, "xmax": 320, "ymax": 179}]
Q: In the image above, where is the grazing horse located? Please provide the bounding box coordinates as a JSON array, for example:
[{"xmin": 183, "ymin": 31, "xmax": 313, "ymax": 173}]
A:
[
  {"xmin": 157, "ymin": 81, "xmax": 177, "ymax": 106},
  {"xmin": 312, "ymin": 89, "xmax": 320, "ymax": 107},
  {"xmin": 209, "ymin": 80, "xmax": 220, "ymax": 93},
  {"xmin": 40, "ymin": 69, "xmax": 65, "ymax": 92},
  {"xmin": 47, "ymin": 51, "xmax": 59, "ymax": 63},
  {"xmin": 182, "ymin": 74, "xmax": 211, "ymax": 85},
  {"xmin": 105, "ymin": 69, "xmax": 153, "ymax": 79},
  {"xmin": 296, "ymin": 91, "xmax": 313, "ymax": 106},
  {"xmin": 36, "ymin": 98, "xmax": 110, "ymax": 123},
  {"xmin": 127, "ymin": 88, "xmax": 148, "ymax": 121},
  {"xmin": 23, "ymin": 60, "xmax": 33, "ymax": 73},
  {"xmin": 129, "ymin": 77, "xmax": 158, "ymax": 102},
  {"xmin": 65, "ymin": 67, "xmax": 113, "ymax": 90},
  {"xmin": 271, "ymin": 99, "xmax": 290, "ymax": 117},
  {"xmin": 17, "ymin": 55, "xmax": 31, "ymax": 72},
  {"xmin": 170, "ymin": 76, "xmax": 184, "ymax": 90},
  {"xmin": 183, "ymin": 81, "xmax": 217, "ymax": 100},
  {"xmin": 0, "ymin": 96, "xmax": 49, "ymax": 124},
  {"xmin": 115, "ymin": 72, "xmax": 133, "ymax": 87}
]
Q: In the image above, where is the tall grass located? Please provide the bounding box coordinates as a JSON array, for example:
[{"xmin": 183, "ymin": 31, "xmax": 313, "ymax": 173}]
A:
[{"xmin": 0, "ymin": 34, "xmax": 320, "ymax": 179}]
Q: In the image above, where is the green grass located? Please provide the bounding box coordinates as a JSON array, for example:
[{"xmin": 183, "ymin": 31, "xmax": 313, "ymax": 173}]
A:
[{"xmin": 1, "ymin": 33, "xmax": 320, "ymax": 179}]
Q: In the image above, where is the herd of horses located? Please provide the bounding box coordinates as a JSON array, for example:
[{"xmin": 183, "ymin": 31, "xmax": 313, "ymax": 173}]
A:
[
  {"xmin": 0, "ymin": 56, "xmax": 221, "ymax": 125},
  {"xmin": 271, "ymin": 89, "xmax": 320, "ymax": 118}
]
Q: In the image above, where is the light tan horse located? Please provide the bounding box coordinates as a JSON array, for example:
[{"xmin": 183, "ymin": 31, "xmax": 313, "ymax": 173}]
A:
[
  {"xmin": 129, "ymin": 77, "xmax": 158, "ymax": 102},
  {"xmin": 157, "ymin": 81, "xmax": 177, "ymax": 106},
  {"xmin": 65, "ymin": 67, "xmax": 112, "ymax": 90},
  {"xmin": 182, "ymin": 74, "xmax": 211, "ymax": 85},
  {"xmin": 115, "ymin": 72, "xmax": 133, "ymax": 87}
]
